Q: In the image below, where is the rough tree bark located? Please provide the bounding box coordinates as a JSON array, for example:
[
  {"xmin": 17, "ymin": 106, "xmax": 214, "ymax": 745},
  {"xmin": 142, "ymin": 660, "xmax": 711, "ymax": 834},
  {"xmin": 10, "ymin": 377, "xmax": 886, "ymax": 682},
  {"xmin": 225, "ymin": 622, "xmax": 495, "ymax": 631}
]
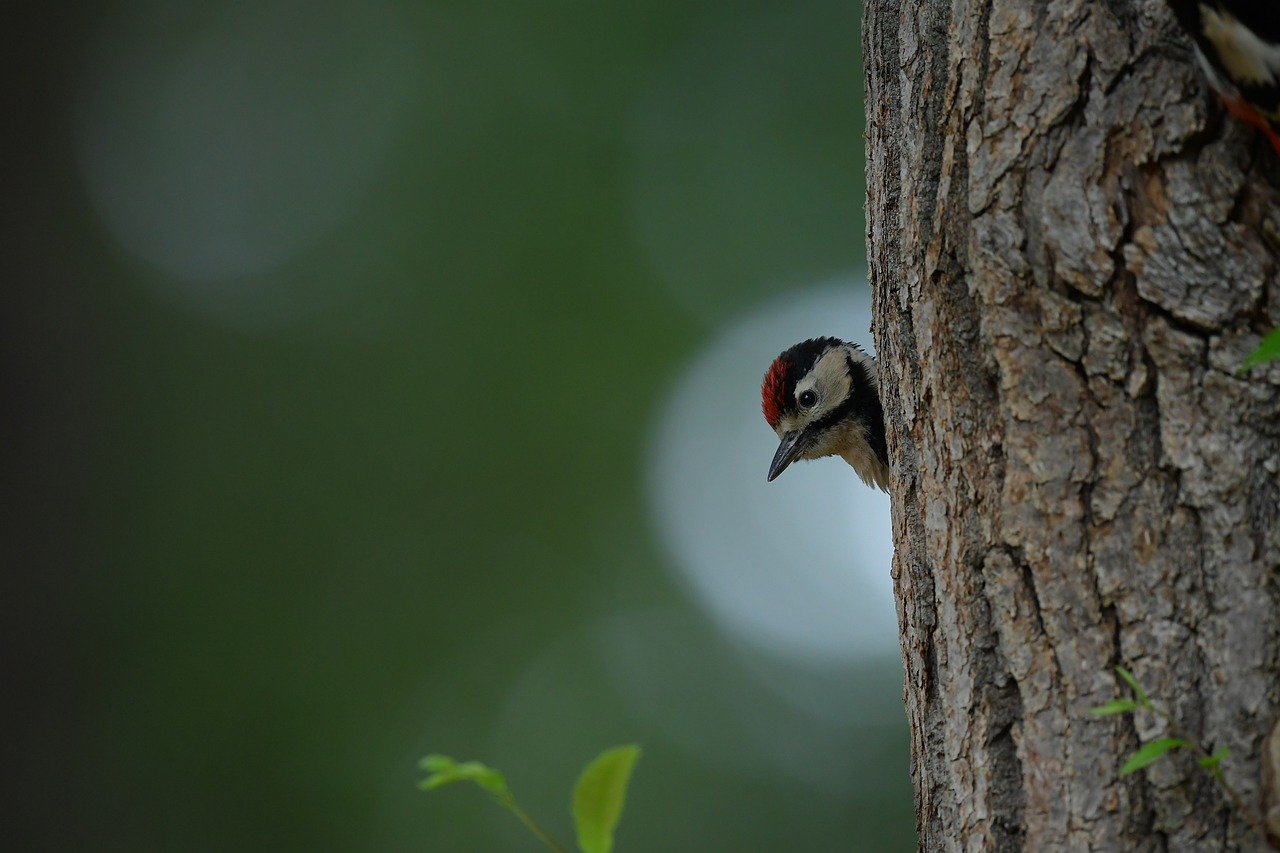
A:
[{"xmin": 864, "ymin": 0, "xmax": 1280, "ymax": 849}]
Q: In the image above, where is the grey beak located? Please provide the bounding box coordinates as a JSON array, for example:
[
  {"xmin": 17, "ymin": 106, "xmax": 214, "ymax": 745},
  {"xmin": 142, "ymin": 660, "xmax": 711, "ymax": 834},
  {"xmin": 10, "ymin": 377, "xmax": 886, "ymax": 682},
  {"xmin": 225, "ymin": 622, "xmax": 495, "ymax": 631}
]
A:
[{"xmin": 767, "ymin": 429, "xmax": 807, "ymax": 482}]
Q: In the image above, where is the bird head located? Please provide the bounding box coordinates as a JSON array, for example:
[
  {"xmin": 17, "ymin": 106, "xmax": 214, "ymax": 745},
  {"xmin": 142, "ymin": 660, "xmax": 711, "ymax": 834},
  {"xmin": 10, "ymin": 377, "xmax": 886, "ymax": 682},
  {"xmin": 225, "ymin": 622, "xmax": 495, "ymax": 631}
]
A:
[{"xmin": 761, "ymin": 337, "xmax": 889, "ymax": 490}]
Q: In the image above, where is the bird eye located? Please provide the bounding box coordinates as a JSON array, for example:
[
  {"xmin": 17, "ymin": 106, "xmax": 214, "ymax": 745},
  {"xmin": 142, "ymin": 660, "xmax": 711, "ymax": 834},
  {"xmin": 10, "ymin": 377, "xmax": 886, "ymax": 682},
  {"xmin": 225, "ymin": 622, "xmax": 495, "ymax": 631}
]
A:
[{"xmin": 798, "ymin": 390, "xmax": 817, "ymax": 408}]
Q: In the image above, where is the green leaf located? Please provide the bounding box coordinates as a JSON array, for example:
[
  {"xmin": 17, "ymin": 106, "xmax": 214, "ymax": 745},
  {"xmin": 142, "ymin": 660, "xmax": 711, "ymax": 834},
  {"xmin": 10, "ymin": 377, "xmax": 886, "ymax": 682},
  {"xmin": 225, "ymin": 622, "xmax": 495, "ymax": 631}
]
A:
[
  {"xmin": 1197, "ymin": 747, "xmax": 1230, "ymax": 769},
  {"xmin": 1240, "ymin": 328, "xmax": 1280, "ymax": 372},
  {"xmin": 1089, "ymin": 698, "xmax": 1139, "ymax": 716},
  {"xmin": 1114, "ymin": 666, "xmax": 1150, "ymax": 707},
  {"xmin": 572, "ymin": 745, "xmax": 642, "ymax": 853},
  {"xmin": 418, "ymin": 754, "xmax": 570, "ymax": 853},
  {"xmin": 418, "ymin": 755, "xmax": 509, "ymax": 797},
  {"xmin": 1119, "ymin": 738, "xmax": 1186, "ymax": 775}
]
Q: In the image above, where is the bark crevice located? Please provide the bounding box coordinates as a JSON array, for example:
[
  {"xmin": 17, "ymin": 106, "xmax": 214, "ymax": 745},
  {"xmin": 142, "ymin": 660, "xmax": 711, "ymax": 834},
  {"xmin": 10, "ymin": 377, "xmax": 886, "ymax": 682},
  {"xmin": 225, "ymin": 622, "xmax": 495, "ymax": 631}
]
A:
[{"xmin": 865, "ymin": 0, "xmax": 1280, "ymax": 848}]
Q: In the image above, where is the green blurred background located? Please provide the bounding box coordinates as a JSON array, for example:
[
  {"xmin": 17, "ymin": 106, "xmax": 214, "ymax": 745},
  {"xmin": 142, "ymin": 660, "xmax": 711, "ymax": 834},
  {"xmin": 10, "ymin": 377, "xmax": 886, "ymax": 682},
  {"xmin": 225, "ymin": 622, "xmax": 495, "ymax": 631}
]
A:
[{"xmin": 6, "ymin": 0, "xmax": 914, "ymax": 849}]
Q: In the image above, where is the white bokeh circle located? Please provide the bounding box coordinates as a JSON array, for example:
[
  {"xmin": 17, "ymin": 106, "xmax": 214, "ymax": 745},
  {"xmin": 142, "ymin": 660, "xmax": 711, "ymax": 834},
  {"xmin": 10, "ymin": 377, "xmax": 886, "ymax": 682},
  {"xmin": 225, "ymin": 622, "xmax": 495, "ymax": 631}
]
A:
[
  {"xmin": 72, "ymin": 2, "xmax": 417, "ymax": 327},
  {"xmin": 646, "ymin": 278, "xmax": 897, "ymax": 663}
]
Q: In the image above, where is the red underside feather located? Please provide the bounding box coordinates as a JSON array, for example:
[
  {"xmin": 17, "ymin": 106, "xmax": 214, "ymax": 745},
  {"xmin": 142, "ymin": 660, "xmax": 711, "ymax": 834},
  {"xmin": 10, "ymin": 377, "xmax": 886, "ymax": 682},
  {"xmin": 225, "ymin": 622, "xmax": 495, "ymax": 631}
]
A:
[{"xmin": 1221, "ymin": 95, "xmax": 1280, "ymax": 157}]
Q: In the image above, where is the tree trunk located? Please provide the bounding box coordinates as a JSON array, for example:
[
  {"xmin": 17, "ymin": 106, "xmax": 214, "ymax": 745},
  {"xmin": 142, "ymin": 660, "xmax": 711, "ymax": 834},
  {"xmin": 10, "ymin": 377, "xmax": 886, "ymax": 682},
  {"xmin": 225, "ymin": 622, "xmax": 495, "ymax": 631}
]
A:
[{"xmin": 863, "ymin": 0, "xmax": 1280, "ymax": 849}]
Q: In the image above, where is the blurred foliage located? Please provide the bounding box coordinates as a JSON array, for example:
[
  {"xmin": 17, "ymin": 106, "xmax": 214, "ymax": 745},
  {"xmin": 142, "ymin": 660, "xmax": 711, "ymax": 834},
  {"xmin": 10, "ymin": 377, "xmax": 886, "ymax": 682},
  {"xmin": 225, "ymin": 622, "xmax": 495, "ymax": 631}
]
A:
[{"xmin": 5, "ymin": 0, "xmax": 914, "ymax": 850}]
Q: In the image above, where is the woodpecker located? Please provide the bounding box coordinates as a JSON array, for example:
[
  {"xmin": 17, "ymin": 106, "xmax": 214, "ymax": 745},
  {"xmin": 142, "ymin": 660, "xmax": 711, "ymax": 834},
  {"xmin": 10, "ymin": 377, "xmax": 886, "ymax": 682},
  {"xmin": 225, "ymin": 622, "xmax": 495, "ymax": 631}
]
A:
[
  {"xmin": 761, "ymin": 337, "xmax": 890, "ymax": 491},
  {"xmin": 1166, "ymin": 0, "xmax": 1280, "ymax": 156}
]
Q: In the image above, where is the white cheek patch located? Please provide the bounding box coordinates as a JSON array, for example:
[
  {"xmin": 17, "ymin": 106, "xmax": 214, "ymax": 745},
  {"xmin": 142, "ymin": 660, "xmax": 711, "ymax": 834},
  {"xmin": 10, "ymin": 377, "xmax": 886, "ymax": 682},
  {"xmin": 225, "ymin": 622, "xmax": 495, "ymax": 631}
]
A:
[
  {"xmin": 805, "ymin": 350, "xmax": 853, "ymax": 418},
  {"xmin": 776, "ymin": 345, "xmax": 866, "ymax": 439},
  {"xmin": 1201, "ymin": 4, "xmax": 1280, "ymax": 87}
]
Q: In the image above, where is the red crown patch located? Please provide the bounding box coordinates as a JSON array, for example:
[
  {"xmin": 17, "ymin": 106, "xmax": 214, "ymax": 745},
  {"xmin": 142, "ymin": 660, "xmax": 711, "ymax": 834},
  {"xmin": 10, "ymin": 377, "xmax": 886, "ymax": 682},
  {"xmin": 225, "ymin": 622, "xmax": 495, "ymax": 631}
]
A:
[{"xmin": 761, "ymin": 357, "xmax": 790, "ymax": 429}]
